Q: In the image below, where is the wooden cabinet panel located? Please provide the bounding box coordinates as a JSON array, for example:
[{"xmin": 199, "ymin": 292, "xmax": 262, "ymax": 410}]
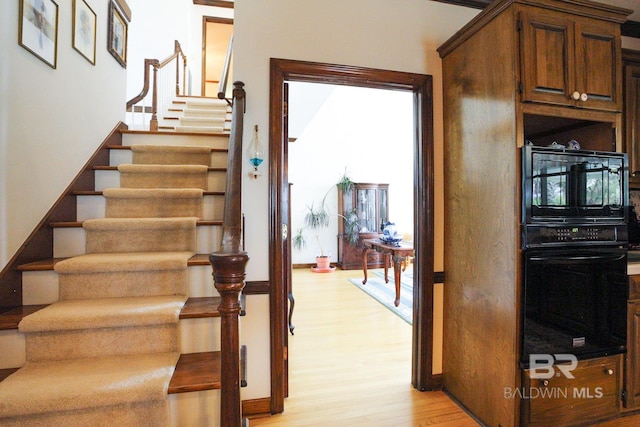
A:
[
  {"xmin": 574, "ymin": 21, "xmax": 620, "ymax": 111},
  {"xmin": 624, "ymin": 63, "xmax": 640, "ymax": 184},
  {"xmin": 520, "ymin": 9, "xmax": 621, "ymax": 112},
  {"xmin": 337, "ymin": 232, "xmax": 384, "ymax": 270},
  {"xmin": 521, "ymin": 355, "xmax": 621, "ymax": 426},
  {"xmin": 521, "ymin": 12, "xmax": 574, "ymax": 106},
  {"xmin": 626, "ymin": 300, "xmax": 640, "ymax": 409}
]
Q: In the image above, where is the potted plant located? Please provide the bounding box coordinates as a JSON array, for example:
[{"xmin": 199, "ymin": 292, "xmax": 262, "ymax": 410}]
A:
[
  {"xmin": 293, "ymin": 169, "xmax": 358, "ymax": 270},
  {"xmin": 293, "ymin": 194, "xmax": 332, "ymax": 269}
]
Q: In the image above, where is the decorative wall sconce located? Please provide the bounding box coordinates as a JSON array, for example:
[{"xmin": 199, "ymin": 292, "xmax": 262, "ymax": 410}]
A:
[{"xmin": 247, "ymin": 124, "xmax": 264, "ymax": 179}]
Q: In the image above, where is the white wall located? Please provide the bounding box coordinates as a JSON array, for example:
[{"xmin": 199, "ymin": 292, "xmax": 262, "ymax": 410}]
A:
[
  {"xmin": 1, "ymin": 0, "xmax": 126, "ymax": 268},
  {"xmin": 235, "ymin": 0, "xmax": 479, "ymax": 279},
  {"xmin": 234, "ymin": 0, "xmax": 480, "ymax": 395},
  {"xmin": 289, "ymin": 83, "xmax": 414, "ymax": 265},
  {"xmin": 126, "ymin": 0, "xmax": 234, "ymax": 101}
]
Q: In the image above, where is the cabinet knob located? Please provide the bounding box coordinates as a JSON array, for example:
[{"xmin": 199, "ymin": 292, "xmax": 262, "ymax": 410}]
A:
[
  {"xmin": 580, "ymin": 93, "xmax": 588, "ymax": 102},
  {"xmin": 605, "ymin": 368, "xmax": 614, "ymax": 376},
  {"xmin": 540, "ymin": 379, "xmax": 549, "ymax": 387},
  {"xmin": 571, "ymin": 91, "xmax": 581, "ymax": 100}
]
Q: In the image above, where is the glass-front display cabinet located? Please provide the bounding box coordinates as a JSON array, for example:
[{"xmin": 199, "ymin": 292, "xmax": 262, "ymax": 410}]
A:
[{"xmin": 337, "ymin": 183, "xmax": 389, "ymax": 270}]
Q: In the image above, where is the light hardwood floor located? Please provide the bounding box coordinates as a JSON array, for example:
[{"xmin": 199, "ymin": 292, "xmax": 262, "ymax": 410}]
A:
[
  {"xmin": 249, "ymin": 267, "xmax": 479, "ymax": 427},
  {"xmin": 248, "ymin": 267, "xmax": 640, "ymax": 426}
]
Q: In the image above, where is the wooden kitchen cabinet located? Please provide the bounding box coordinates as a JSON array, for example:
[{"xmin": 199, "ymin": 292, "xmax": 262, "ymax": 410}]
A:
[
  {"xmin": 623, "ymin": 50, "xmax": 640, "ymax": 187},
  {"xmin": 337, "ymin": 183, "xmax": 388, "ymax": 270},
  {"xmin": 520, "ymin": 8, "xmax": 622, "ymax": 112},
  {"xmin": 625, "ymin": 274, "xmax": 640, "ymax": 409},
  {"xmin": 521, "ymin": 355, "xmax": 621, "ymax": 426},
  {"xmin": 437, "ymin": 0, "xmax": 630, "ymax": 425}
]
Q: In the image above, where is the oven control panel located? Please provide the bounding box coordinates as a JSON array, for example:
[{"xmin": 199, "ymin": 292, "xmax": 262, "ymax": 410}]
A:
[{"xmin": 523, "ymin": 224, "xmax": 628, "ymax": 248}]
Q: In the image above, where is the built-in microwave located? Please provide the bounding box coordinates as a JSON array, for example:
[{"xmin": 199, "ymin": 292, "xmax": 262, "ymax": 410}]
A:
[{"xmin": 521, "ymin": 146, "xmax": 628, "ymax": 225}]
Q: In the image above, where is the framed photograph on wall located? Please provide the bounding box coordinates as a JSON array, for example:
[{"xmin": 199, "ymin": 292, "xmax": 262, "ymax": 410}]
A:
[
  {"xmin": 19, "ymin": 0, "xmax": 59, "ymax": 69},
  {"xmin": 107, "ymin": 0, "xmax": 127, "ymax": 68},
  {"xmin": 72, "ymin": 0, "xmax": 96, "ymax": 65}
]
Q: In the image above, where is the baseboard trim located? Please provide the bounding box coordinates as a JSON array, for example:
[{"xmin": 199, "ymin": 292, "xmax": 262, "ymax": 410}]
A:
[{"xmin": 242, "ymin": 397, "xmax": 271, "ymax": 418}]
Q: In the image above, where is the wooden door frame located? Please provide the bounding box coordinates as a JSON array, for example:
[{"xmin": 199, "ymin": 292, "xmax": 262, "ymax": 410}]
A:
[{"xmin": 268, "ymin": 58, "xmax": 436, "ymax": 413}]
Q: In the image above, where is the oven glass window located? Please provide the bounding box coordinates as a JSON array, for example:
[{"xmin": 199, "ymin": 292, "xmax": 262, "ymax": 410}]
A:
[
  {"xmin": 530, "ymin": 151, "xmax": 624, "ymax": 217},
  {"xmin": 521, "ymin": 248, "xmax": 627, "ymax": 366},
  {"xmin": 532, "ymin": 158, "xmax": 569, "ymax": 207}
]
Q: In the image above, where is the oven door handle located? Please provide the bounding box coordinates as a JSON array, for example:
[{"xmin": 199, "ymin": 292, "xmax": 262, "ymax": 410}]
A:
[{"xmin": 529, "ymin": 254, "xmax": 626, "ymax": 263}]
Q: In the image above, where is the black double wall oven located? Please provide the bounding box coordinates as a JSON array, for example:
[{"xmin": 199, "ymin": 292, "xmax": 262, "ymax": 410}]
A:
[{"xmin": 520, "ymin": 146, "xmax": 629, "ymax": 367}]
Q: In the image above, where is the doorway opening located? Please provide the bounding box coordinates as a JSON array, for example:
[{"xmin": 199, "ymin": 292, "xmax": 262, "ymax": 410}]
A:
[
  {"xmin": 268, "ymin": 58, "xmax": 436, "ymax": 413},
  {"xmin": 201, "ymin": 16, "xmax": 233, "ymax": 97}
]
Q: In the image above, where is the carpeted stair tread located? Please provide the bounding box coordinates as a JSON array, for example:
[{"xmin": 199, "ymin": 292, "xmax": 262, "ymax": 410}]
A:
[
  {"xmin": 118, "ymin": 164, "xmax": 209, "ymax": 174},
  {"xmin": 0, "ymin": 352, "xmax": 179, "ymax": 418},
  {"xmin": 54, "ymin": 251, "xmax": 194, "ymax": 274},
  {"xmin": 118, "ymin": 164, "xmax": 209, "ymax": 189},
  {"xmin": 104, "ymin": 188, "xmax": 204, "ymax": 218},
  {"xmin": 84, "ymin": 217, "xmax": 198, "ymax": 231},
  {"xmin": 19, "ymin": 295, "xmax": 188, "ymax": 333},
  {"xmin": 175, "ymin": 125, "xmax": 226, "ymax": 134},
  {"xmin": 103, "ymin": 187, "xmax": 204, "ymax": 199},
  {"xmin": 183, "ymin": 108, "xmax": 228, "ymax": 117},
  {"xmin": 131, "ymin": 145, "xmax": 212, "ymax": 166},
  {"xmin": 131, "ymin": 144, "xmax": 212, "ymax": 154},
  {"xmin": 184, "ymin": 99, "xmax": 228, "ymax": 110},
  {"xmin": 84, "ymin": 217, "xmax": 198, "ymax": 254}
]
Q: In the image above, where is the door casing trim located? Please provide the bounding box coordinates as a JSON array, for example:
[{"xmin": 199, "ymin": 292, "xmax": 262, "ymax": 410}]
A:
[{"xmin": 268, "ymin": 58, "xmax": 436, "ymax": 413}]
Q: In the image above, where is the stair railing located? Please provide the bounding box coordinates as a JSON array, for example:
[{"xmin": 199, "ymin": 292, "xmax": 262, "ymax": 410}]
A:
[
  {"xmin": 217, "ymin": 34, "xmax": 234, "ymax": 105},
  {"xmin": 209, "ymin": 81, "xmax": 248, "ymax": 427},
  {"xmin": 126, "ymin": 40, "xmax": 188, "ymax": 131}
]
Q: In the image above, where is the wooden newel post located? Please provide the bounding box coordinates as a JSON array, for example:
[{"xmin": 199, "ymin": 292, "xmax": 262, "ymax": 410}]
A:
[{"xmin": 210, "ymin": 251, "xmax": 249, "ymax": 427}]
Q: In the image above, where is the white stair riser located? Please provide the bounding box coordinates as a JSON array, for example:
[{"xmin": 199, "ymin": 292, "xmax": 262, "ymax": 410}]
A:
[
  {"xmin": 208, "ymin": 171, "xmax": 227, "ymax": 193},
  {"xmin": 77, "ymin": 195, "xmax": 106, "ymax": 221},
  {"xmin": 196, "ymin": 225, "xmax": 223, "ymax": 253},
  {"xmin": 76, "ymin": 194, "xmax": 222, "ymax": 222},
  {"xmin": 95, "ymin": 170, "xmax": 120, "ymax": 191},
  {"xmin": 204, "ymin": 194, "xmax": 224, "ymax": 221},
  {"xmin": 210, "ymin": 152, "xmax": 227, "ymax": 168},
  {"xmin": 0, "ymin": 330, "xmax": 25, "ymax": 369},
  {"xmin": 188, "ymin": 265, "xmax": 219, "ymax": 298},
  {"xmin": 179, "ymin": 317, "xmax": 221, "ymax": 353},
  {"xmin": 122, "ymin": 133, "xmax": 229, "ymax": 150},
  {"xmin": 110, "ymin": 149, "xmax": 132, "ymax": 166},
  {"xmin": 22, "ymin": 270, "xmax": 59, "ymax": 305},
  {"xmin": 53, "ymin": 227, "xmax": 85, "ymax": 258},
  {"xmin": 169, "ymin": 389, "xmax": 220, "ymax": 427}
]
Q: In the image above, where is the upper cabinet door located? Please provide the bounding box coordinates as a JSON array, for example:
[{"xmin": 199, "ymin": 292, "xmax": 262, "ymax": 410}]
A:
[
  {"xmin": 574, "ymin": 20, "xmax": 621, "ymax": 111},
  {"xmin": 520, "ymin": 10, "xmax": 621, "ymax": 112},
  {"xmin": 520, "ymin": 12, "xmax": 575, "ymax": 107},
  {"xmin": 625, "ymin": 64, "xmax": 640, "ymax": 184}
]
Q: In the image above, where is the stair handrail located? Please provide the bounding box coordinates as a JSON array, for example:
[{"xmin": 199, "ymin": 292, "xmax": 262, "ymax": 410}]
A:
[
  {"xmin": 125, "ymin": 40, "xmax": 188, "ymax": 131},
  {"xmin": 209, "ymin": 81, "xmax": 248, "ymax": 427},
  {"xmin": 217, "ymin": 34, "xmax": 233, "ymax": 105}
]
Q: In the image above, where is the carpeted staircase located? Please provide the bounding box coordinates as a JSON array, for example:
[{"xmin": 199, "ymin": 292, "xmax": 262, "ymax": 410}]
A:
[{"xmin": 0, "ymin": 144, "xmax": 216, "ymax": 426}]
